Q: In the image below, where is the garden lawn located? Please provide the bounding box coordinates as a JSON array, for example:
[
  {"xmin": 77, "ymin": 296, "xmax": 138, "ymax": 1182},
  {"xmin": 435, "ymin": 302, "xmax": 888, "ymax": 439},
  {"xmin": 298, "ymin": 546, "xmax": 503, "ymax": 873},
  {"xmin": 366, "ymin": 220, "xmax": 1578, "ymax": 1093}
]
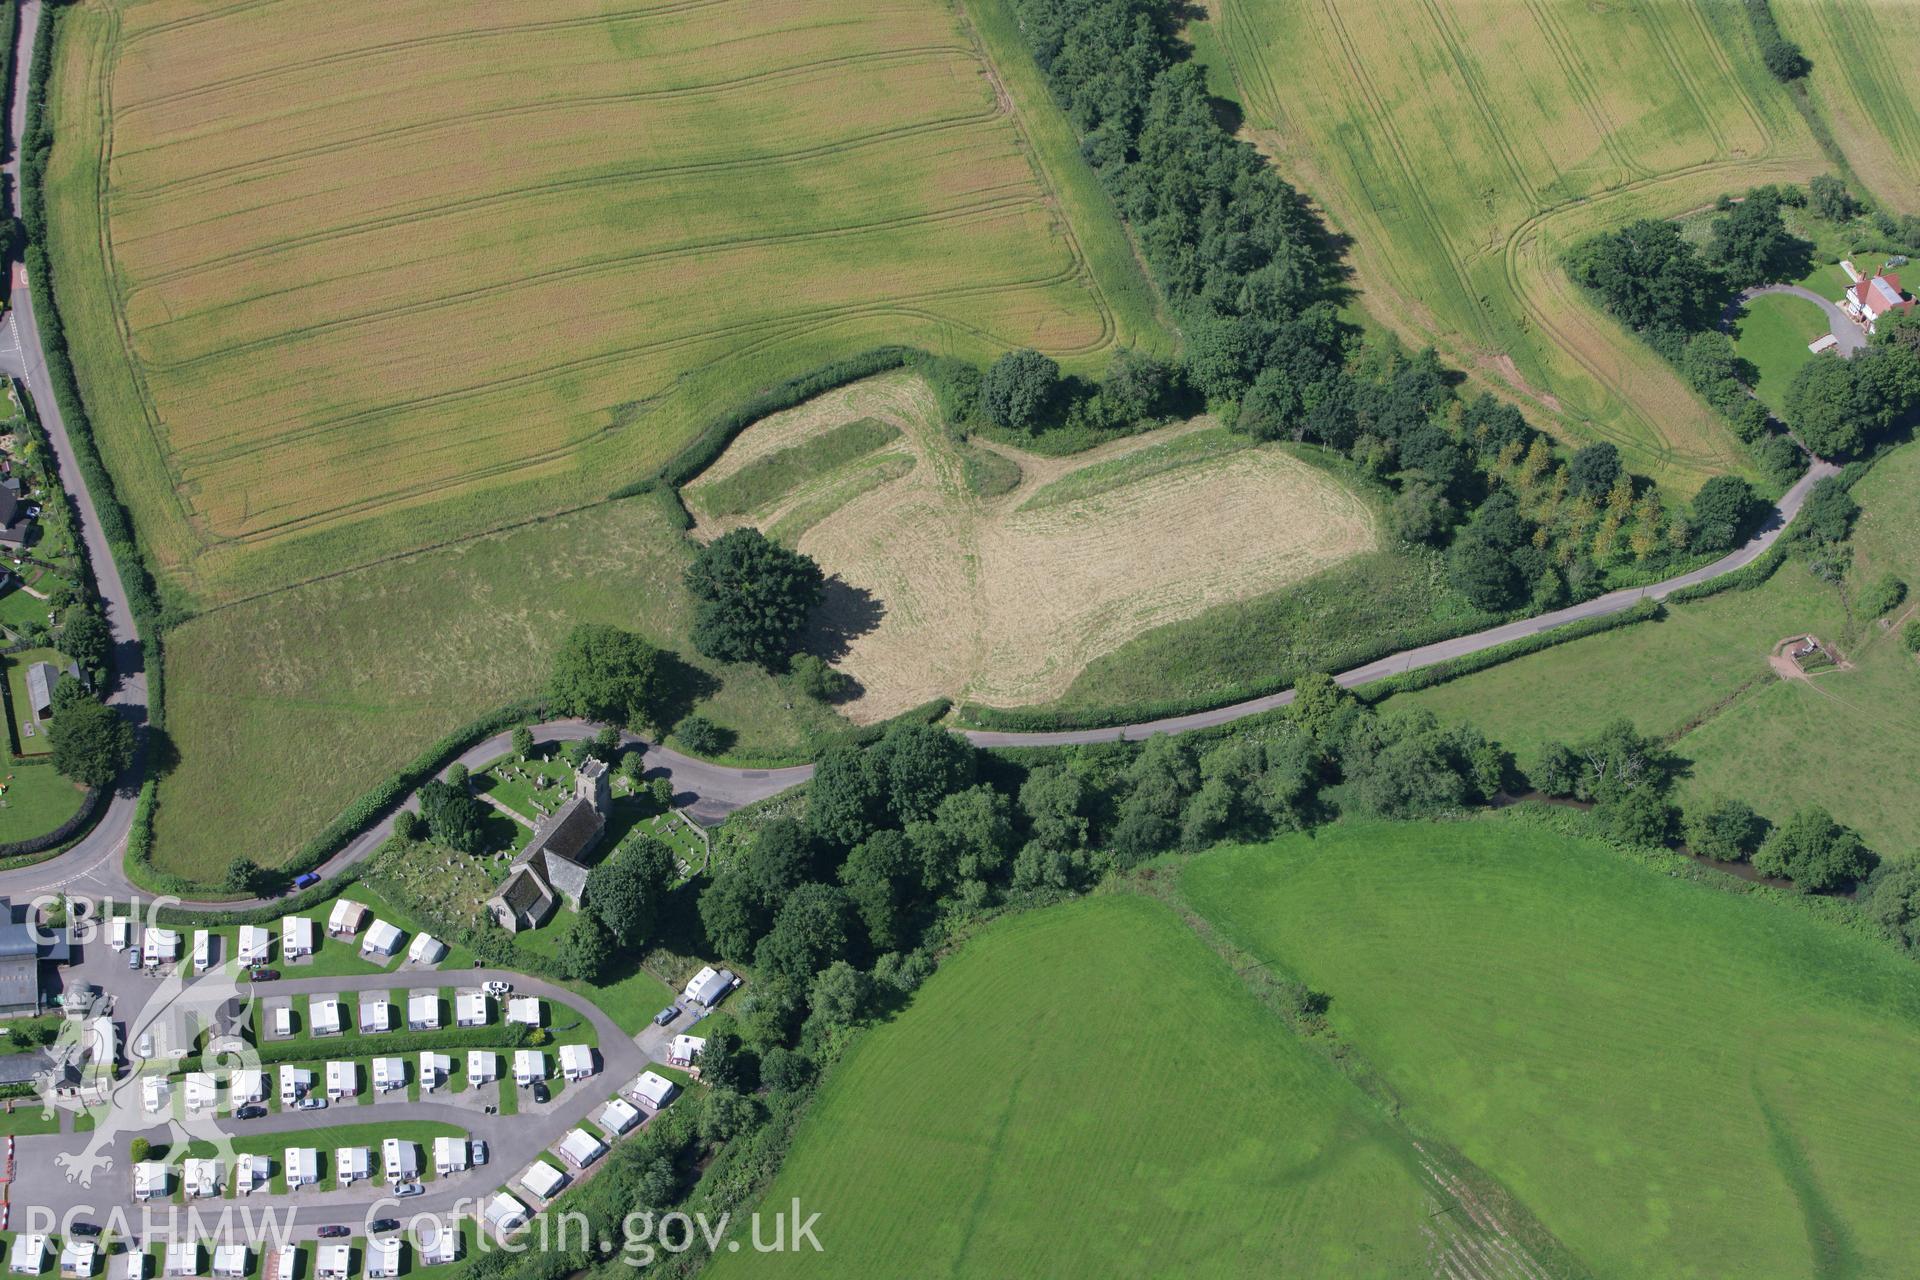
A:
[
  {"xmin": 704, "ymin": 894, "xmax": 1437, "ymax": 1278},
  {"xmin": 1733, "ymin": 292, "xmax": 1831, "ymax": 413},
  {"xmin": 1183, "ymin": 818, "xmax": 1920, "ymax": 1280},
  {"xmin": 1389, "ymin": 439, "xmax": 1920, "ymax": 852},
  {"xmin": 0, "ymin": 762, "xmax": 85, "ymax": 846},
  {"xmin": 2, "ymin": 647, "xmax": 64, "ymax": 756}
]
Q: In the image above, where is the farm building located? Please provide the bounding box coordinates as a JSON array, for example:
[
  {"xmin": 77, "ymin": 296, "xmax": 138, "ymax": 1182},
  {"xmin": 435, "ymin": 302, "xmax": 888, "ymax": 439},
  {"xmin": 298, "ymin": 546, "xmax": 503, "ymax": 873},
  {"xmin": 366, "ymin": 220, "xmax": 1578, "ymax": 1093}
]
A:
[
  {"xmin": 1840, "ymin": 271, "xmax": 1916, "ymax": 332},
  {"xmin": 327, "ymin": 899, "xmax": 368, "ymax": 936},
  {"xmin": 519, "ymin": 1160, "xmax": 568, "ymax": 1200},
  {"xmin": 337, "ymin": 1145, "xmax": 372, "ymax": 1185},
  {"xmin": 281, "ymin": 915, "xmax": 315, "ymax": 958},
  {"xmin": 488, "ymin": 759, "xmax": 610, "ymax": 932}
]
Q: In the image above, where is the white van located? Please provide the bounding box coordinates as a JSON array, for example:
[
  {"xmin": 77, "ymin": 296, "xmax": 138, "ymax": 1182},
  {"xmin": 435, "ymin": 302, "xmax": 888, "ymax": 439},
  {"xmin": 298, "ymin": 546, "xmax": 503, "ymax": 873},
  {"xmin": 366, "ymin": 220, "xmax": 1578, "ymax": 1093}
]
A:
[{"xmin": 109, "ymin": 918, "xmax": 132, "ymax": 952}]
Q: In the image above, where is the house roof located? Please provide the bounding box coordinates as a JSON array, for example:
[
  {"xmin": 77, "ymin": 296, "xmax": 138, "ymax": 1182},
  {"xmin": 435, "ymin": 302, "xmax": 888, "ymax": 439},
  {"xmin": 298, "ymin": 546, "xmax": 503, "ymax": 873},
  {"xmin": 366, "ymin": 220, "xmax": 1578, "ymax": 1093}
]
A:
[
  {"xmin": 24, "ymin": 662, "xmax": 55, "ymax": 713},
  {"xmin": 1856, "ymin": 273, "xmax": 1913, "ymax": 317},
  {"xmin": 495, "ymin": 866, "xmax": 554, "ymax": 917},
  {"xmin": 528, "ymin": 797, "xmax": 605, "ymax": 867}
]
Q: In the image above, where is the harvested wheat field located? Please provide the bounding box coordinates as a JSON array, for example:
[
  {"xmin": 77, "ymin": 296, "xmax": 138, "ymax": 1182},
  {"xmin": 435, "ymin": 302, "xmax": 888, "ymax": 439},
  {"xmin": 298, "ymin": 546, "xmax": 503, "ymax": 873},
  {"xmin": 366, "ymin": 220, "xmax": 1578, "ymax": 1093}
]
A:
[
  {"xmin": 687, "ymin": 374, "xmax": 1376, "ymax": 717},
  {"xmin": 1203, "ymin": 0, "xmax": 1836, "ymax": 493},
  {"xmin": 1779, "ymin": 0, "xmax": 1920, "ymax": 213},
  {"xmin": 43, "ymin": 0, "xmax": 1163, "ymax": 603}
]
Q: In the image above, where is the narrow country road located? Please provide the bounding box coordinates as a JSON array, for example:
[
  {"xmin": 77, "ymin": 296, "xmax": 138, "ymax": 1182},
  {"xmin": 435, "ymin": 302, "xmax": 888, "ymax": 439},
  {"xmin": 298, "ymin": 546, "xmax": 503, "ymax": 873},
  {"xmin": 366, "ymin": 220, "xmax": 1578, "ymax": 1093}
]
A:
[{"xmin": 0, "ymin": 0, "xmax": 1839, "ymax": 909}]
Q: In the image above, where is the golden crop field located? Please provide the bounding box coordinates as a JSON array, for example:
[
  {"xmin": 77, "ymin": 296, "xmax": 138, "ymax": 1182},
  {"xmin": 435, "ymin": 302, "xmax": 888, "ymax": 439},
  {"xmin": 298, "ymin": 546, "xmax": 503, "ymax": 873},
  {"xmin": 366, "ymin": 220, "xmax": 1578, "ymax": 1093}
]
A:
[
  {"xmin": 1203, "ymin": 0, "xmax": 1836, "ymax": 494},
  {"xmin": 1780, "ymin": 0, "xmax": 1920, "ymax": 213},
  {"xmin": 44, "ymin": 0, "xmax": 1165, "ymax": 604},
  {"xmin": 686, "ymin": 373, "xmax": 1377, "ymax": 716}
]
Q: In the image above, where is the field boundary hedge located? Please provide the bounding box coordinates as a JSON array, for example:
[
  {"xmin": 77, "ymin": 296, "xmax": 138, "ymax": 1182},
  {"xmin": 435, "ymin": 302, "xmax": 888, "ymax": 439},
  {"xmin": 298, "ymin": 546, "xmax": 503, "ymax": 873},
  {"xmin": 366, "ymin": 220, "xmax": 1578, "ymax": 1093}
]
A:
[{"xmin": 611, "ymin": 347, "xmax": 919, "ymax": 504}]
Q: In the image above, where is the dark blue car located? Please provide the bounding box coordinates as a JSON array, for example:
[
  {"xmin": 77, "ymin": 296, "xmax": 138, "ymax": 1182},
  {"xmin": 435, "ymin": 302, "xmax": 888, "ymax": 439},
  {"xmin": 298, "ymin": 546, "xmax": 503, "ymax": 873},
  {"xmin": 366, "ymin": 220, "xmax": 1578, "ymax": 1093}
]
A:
[{"xmin": 293, "ymin": 872, "xmax": 321, "ymax": 890}]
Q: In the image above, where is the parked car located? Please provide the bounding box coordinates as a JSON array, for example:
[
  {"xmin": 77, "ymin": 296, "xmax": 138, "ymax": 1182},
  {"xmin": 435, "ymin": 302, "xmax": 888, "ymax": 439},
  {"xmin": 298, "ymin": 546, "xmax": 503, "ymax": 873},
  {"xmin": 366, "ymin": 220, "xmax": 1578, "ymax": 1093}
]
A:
[
  {"xmin": 68, "ymin": 1223, "xmax": 100, "ymax": 1238},
  {"xmin": 394, "ymin": 1182, "xmax": 425, "ymax": 1198},
  {"xmin": 316, "ymin": 1226, "xmax": 349, "ymax": 1240},
  {"xmin": 471, "ymin": 1140, "xmax": 488, "ymax": 1166},
  {"xmin": 134, "ymin": 1032, "xmax": 153, "ymax": 1059},
  {"xmin": 249, "ymin": 967, "xmax": 279, "ymax": 983},
  {"xmin": 482, "ymin": 980, "xmax": 513, "ymax": 997},
  {"xmin": 651, "ymin": 1005, "xmax": 680, "ymax": 1027},
  {"xmin": 293, "ymin": 872, "xmax": 321, "ymax": 890},
  {"xmin": 235, "ymin": 1105, "xmax": 267, "ymax": 1121},
  {"xmin": 126, "ymin": 950, "xmax": 141, "ymax": 971},
  {"xmin": 296, "ymin": 1096, "xmax": 327, "ymax": 1111},
  {"xmin": 367, "ymin": 1219, "xmax": 400, "ymax": 1235},
  {"xmin": 531, "ymin": 1082, "xmax": 549, "ymax": 1104}
]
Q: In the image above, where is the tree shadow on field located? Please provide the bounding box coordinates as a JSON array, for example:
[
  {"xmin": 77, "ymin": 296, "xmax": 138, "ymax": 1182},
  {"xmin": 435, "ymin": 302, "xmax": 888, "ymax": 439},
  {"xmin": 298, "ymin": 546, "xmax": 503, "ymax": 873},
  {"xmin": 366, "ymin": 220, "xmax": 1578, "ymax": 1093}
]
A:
[
  {"xmin": 656, "ymin": 651, "xmax": 719, "ymax": 729},
  {"xmin": 807, "ymin": 576, "xmax": 885, "ymax": 664}
]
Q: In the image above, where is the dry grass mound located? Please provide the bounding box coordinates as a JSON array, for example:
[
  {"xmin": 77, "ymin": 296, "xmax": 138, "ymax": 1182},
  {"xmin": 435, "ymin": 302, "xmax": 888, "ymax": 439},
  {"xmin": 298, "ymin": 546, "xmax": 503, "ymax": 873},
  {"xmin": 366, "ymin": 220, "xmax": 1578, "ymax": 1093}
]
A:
[
  {"xmin": 46, "ymin": 0, "xmax": 1163, "ymax": 603},
  {"xmin": 687, "ymin": 373, "xmax": 1376, "ymax": 718}
]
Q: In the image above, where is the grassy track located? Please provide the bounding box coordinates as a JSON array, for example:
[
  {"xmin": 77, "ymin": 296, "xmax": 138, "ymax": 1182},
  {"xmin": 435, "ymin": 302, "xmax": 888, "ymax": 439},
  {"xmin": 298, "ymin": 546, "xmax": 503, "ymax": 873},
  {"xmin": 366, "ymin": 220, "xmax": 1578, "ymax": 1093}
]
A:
[
  {"xmin": 705, "ymin": 894, "xmax": 1440, "ymax": 1278},
  {"xmin": 1778, "ymin": 0, "xmax": 1920, "ymax": 212},
  {"xmin": 1388, "ymin": 440, "xmax": 1920, "ymax": 852},
  {"xmin": 151, "ymin": 489, "xmax": 847, "ymax": 879},
  {"xmin": 1183, "ymin": 818, "xmax": 1920, "ymax": 1280},
  {"xmin": 1732, "ymin": 293, "xmax": 1830, "ymax": 413},
  {"xmin": 43, "ymin": 0, "xmax": 1169, "ymax": 606},
  {"xmin": 1201, "ymin": 0, "xmax": 1830, "ymax": 493}
]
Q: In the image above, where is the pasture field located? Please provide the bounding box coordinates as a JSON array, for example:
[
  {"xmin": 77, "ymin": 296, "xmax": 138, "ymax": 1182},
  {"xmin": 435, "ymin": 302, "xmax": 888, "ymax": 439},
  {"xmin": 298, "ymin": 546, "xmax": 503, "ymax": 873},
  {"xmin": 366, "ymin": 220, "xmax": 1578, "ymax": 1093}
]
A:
[
  {"xmin": 685, "ymin": 374, "xmax": 1378, "ymax": 718},
  {"xmin": 1183, "ymin": 818, "xmax": 1920, "ymax": 1280},
  {"xmin": 1391, "ymin": 440, "xmax": 1920, "ymax": 853},
  {"xmin": 1203, "ymin": 0, "xmax": 1828, "ymax": 492},
  {"xmin": 42, "ymin": 0, "xmax": 1166, "ymax": 605},
  {"xmin": 0, "ymin": 764, "xmax": 85, "ymax": 846},
  {"xmin": 706, "ymin": 894, "xmax": 1447, "ymax": 1279},
  {"xmin": 1732, "ymin": 293, "xmax": 1830, "ymax": 413},
  {"xmin": 1779, "ymin": 0, "xmax": 1920, "ymax": 212},
  {"xmin": 150, "ymin": 489, "xmax": 846, "ymax": 881}
]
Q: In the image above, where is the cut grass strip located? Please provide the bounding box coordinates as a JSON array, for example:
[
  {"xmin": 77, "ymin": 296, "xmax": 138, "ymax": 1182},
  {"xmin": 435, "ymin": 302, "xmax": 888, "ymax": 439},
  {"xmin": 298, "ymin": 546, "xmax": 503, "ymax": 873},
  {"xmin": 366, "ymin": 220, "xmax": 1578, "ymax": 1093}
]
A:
[{"xmin": 692, "ymin": 418, "xmax": 900, "ymax": 518}]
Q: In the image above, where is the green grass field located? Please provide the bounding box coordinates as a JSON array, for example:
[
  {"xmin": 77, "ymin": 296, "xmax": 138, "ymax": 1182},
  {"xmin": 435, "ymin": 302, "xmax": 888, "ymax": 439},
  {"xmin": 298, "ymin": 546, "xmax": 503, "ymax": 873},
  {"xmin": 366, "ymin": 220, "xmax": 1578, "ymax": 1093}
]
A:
[
  {"xmin": 977, "ymin": 539, "xmax": 1489, "ymax": 726},
  {"xmin": 1, "ymin": 647, "xmax": 62, "ymax": 757},
  {"xmin": 705, "ymin": 894, "xmax": 1444, "ymax": 1278},
  {"xmin": 1733, "ymin": 293, "xmax": 1831, "ymax": 413},
  {"xmin": 43, "ymin": 0, "xmax": 1167, "ymax": 608},
  {"xmin": 1201, "ymin": 0, "xmax": 1826, "ymax": 493},
  {"xmin": 0, "ymin": 762, "xmax": 85, "ymax": 847},
  {"xmin": 1183, "ymin": 818, "xmax": 1920, "ymax": 1280},
  {"xmin": 150, "ymin": 489, "xmax": 848, "ymax": 879},
  {"xmin": 1390, "ymin": 440, "xmax": 1920, "ymax": 852},
  {"xmin": 689, "ymin": 418, "xmax": 901, "ymax": 520}
]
